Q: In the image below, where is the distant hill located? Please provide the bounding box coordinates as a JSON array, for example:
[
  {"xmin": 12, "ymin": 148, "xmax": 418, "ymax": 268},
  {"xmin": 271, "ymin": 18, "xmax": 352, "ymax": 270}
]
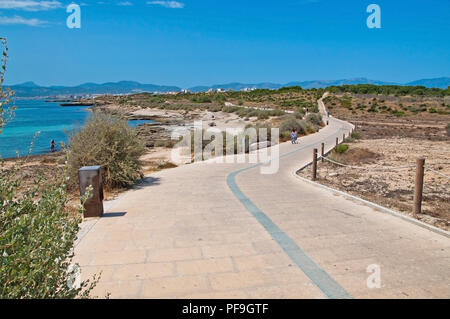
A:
[
  {"xmin": 285, "ymin": 78, "xmax": 399, "ymax": 89},
  {"xmin": 189, "ymin": 82, "xmax": 282, "ymax": 92},
  {"xmin": 7, "ymin": 77, "xmax": 449, "ymax": 98},
  {"xmin": 14, "ymin": 81, "xmax": 40, "ymax": 88},
  {"xmin": 9, "ymin": 81, "xmax": 181, "ymax": 98},
  {"xmin": 405, "ymin": 77, "xmax": 450, "ymax": 89}
]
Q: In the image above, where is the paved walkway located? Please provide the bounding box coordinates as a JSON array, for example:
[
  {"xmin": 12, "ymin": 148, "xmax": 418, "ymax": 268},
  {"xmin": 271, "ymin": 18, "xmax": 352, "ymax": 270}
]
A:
[{"xmin": 74, "ymin": 115, "xmax": 450, "ymax": 299}]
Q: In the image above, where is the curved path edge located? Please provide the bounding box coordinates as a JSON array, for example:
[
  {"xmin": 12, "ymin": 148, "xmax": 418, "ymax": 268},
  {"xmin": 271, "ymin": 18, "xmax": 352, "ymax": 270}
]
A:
[{"xmin": 227, "ymin": 128, "xmax": 353, "ymax": 299}]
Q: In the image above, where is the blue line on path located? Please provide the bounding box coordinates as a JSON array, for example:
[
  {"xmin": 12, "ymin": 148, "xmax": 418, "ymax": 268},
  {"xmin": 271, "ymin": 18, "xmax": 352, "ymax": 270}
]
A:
[{"xmin": 226, "ymin": 126, "xmax": 353, "ymax": 299}]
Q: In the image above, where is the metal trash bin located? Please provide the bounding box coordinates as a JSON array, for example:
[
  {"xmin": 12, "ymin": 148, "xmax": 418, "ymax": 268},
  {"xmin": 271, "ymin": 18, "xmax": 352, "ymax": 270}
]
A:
[{"xmin": 78, "ymin": 166, "xmax": 104, "ymax": 218}]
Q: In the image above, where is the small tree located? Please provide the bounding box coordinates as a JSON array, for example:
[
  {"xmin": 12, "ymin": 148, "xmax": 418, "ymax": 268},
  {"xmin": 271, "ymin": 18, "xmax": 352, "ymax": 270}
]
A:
[
  {"xmin": 0, "ymin": 37, "xmax": 15, "ymax": 134},
  {"xmin": 0, "ymin": 38, "xmax": 98, "ymax": 299}
]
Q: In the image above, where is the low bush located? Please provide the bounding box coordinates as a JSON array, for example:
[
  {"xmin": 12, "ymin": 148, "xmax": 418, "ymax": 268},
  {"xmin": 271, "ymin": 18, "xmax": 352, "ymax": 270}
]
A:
[
  {"xmin": 208, "ymin": 105, "xmax": 223, "ymax": 112},
  {"xmin": 279, "ymin": 116, "xmax": 307, "ymax": 135},
  {"xmin": 67, "ymin": 113, "xmax": 147, "ymax": 189},
  {"xmin": 446, "ymin": 123, "xmax": 450, "ymax": 137},
  {"xmin": 305, "ymin": 113, "xmax": 322, "ymax": 126},
  {"xmin": 191, "ymin": 95, "xmax": 212, "ymax": 103},
  {"xmin": 0, "ymin": 165, "xmax": 98, "ymax": 298},
  {"xmin": 356, "ymin": 104, "xmax": 367, "ymax": 110},
  {"xmin": 334, "ymin": 144, "xmax": 349, "ymax": 154},
  {"xmin": 154, "ymin": 139, "xmax": 178, "ymax": 148},
  {"xmin": 247, "ymin": 122, "xmax": 274, "ymax": 142},
  {"xmin": 310, "ymin": 105, "xmax": 319, "ymax": 113},
  {"xmin": 409, "ymin": 105, "xmax": 420, "ymax": 113},
  {"xmin": 368, "ymin": 106, "xmax": 378, "ymax": 113},
  {"xmin": 293, "ymin": 112, "xmax": 304, "ymax": 119},
  {"xmin": 391, "ymin": 110, "xmax": 405, "ymax": 116}
]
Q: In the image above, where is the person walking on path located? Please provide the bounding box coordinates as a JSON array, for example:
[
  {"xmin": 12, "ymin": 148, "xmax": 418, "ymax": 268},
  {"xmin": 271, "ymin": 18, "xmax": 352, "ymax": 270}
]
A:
[{"xmin": 291, "ymin": 129, "xmax": 297, "ymax": 144}]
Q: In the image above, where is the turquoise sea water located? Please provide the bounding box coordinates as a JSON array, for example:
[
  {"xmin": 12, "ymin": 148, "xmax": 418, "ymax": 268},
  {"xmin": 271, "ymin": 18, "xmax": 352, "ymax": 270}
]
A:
[{"xmin": 0, "ymin": 100, "xmax": 152, "ymax": 159}]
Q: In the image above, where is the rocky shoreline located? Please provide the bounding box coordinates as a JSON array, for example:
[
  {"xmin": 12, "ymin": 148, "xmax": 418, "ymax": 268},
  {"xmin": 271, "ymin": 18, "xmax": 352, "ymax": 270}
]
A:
[
  {"xmin": 92, "ymin": 102, "xmax": 193, "ymax": 148},
  {"xmin": 90, "ymin": 99, "xmax": 248, "ymax": 149}
]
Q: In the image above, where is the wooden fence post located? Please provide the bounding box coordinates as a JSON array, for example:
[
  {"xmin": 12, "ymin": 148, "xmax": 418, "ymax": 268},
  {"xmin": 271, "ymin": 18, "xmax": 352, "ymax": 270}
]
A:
[
  {"xmin": 413, "ymin": 158, "xmax": 425, "ymax": 216},
  {"xmin": 312, "ymin": 148, "xmax": 318, "ymax": 181},
  {"xmin": 321, "ymin": 143, "xmax": 325, "ymax": 162},
  {"xmin": 336, "ymin": 137, "xmax": 338, "ymax": 147}
]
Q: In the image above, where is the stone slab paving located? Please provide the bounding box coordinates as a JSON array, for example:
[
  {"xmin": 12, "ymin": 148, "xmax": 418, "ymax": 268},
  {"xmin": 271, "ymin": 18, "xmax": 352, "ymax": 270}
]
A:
[{"xmin": 74, "ymin": 118, "xmax": 450, "ymax": 299}]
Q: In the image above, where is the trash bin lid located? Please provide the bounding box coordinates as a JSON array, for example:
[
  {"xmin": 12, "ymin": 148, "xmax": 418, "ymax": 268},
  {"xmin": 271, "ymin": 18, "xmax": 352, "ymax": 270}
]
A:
[{"xmin": 79, "ymin": 166, "xmax": 102, "ymax": 171}]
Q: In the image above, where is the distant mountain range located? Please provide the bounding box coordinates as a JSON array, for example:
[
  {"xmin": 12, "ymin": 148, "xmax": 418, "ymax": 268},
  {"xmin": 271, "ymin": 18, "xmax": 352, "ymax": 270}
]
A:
[{"xmin": 8, "ymin": 77, "xmax": 450, "ymax": 98}]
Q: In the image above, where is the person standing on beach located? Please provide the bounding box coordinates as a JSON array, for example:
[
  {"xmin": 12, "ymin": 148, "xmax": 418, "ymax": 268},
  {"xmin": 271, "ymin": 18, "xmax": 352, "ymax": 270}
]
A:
[{"xmin": 50, "ymin": 139, "xmax": 55, "ymax": 153}]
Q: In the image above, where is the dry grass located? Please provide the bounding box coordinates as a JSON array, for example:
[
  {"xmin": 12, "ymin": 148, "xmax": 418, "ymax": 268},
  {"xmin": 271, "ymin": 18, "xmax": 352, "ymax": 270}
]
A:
[
  {"xmin": 299, "ymin": 138, "xmax": 450, "ymax": 230},
  {"xmin": 329, "ymin": 147, "xmax": 380, "ymax": 165}
]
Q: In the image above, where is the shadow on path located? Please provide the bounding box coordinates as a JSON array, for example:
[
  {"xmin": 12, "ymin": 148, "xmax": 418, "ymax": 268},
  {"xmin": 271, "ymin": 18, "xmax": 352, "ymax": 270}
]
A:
[
  {"xmin": 133, "ymin": 176, "xmax": 161, "ymax": 189},
  {"xmin": 102, "ymin": 212, "xmax": 127, "ymax": 218}
]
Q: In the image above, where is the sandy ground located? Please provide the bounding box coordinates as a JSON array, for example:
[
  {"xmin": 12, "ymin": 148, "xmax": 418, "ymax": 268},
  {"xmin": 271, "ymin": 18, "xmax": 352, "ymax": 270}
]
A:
[
  {"xmin": 132, "ymin": 108, "xmax": 252, "ymax": 174},
  {"xmin": 139, "ymin": 146, "xmax": 177, "ymax": 175},
  {"xmin": 298, "ymin": 137, "xmax": 450, "ymax": 230},
  {"xmin": 132, "ymin": 108, "xmax": 184, "ymax": 119},
  {"xmin": 132, "ymin": 108, "xmax": 250, "ymax": 132}
]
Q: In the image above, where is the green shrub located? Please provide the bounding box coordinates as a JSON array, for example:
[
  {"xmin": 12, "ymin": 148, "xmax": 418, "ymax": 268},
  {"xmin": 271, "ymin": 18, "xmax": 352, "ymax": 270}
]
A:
[
  {"xmin": 279, "ymin": 116, "xmax": 307, "ymax": 135},
  {"xmin": 334, "ymin": 144, "xmax": 349, "ymax": 154},
  {"xmin": 191, "ymin": 95, "xmax": 212, "ymax": 103},
  {"xmin": 208, "ymin": 105, "xmax": 223, "ymax": 112},
  {"xmin": 154, "ymin": 139, "xmax": 178, "ymax": 148},
  {"xmin": 391, "ymin": 110, "xmax": 405, "ymax": 116},
  {"xmin": 325, "ymin": 84, "xmax": 448, "ymax": 97},
  {"xmin": 223, "ymin": 106, "xmax": 239, "ymax": 113},
  {"xmin": 409, "ymin": 105, "xmax": 420, "ymax": 113},
  {"xmin": 67, "ymin": 113, "xmax": 146, "ymax": 189},
  {"xmin": 428, "ymin": 107, "xmax": 437, "ymax": 113},
  {"xmin": 0, "ymin": 39, "xmax": 15, "ymax": 135},
  {"xmin": 350, "ymin": 131, "xmax": 361, "ymax": 139},
  {"xmin": 310, "ymin": 105, "xmax": 319, "ymax": 113},
  {"xmin": 0, "ymin": 38, "xmax": 98, "ymax": 298},
  {"xmin": 340, "ymin": 96, "xmax": 352, "ymax": 109},
  {"xmin": 446, "ymin": 123, "xmax": 450, "ymax": 137},
  {"xmin": 305, "ymin": 113, "xmax": 322, "ymax": 126},
  {"xmin": 267, "ymin": 109, "xmax": 285, "ymax": 117},
  {"xmin": 356, "ymin": 104, "xmax": 367, "ymax": 110},
  {"xmin": 344, "ymin": 136, "xmax": 355, "ymax": 142},
  {"xmin": 0, "ymin": 165, "xmax": 98, "ymax": 298},
  {"xmin": 257, "ymin": 112, "xmax": 269, "ymax": 120},
  {"xmin": 245, "ymin": 123, "xmax": 274, "ymax": 142},
  {"xmin": 368, "ymin": 105, "xmax": 378, "ymax": 113},
  {"xmin": 293, "ymin": 112, "xmax": 304, "ymax": 119}
]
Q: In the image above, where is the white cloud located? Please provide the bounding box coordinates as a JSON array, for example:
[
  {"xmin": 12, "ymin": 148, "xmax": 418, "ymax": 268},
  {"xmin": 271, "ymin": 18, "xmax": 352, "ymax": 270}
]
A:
[
  {"xmin": 117, "ymin": 1, "xmax": 133, "ymax": 6},
  {"xmin": 0, "ymin": 15, "xmax": 47, "ymax": 26},
  {"xmin": 0, "ymin": 1, "xmax": 63, "ymax": 11},
  {"xmin": 147, "ymin": 1, "xmax": 184, "ymax": 9}
]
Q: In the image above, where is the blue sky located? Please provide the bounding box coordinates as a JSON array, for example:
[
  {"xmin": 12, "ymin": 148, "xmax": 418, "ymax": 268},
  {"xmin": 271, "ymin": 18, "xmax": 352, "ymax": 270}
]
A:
[{"xmin": 0, "ymin": 0, "xmax": 449, "ymax": 87}]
